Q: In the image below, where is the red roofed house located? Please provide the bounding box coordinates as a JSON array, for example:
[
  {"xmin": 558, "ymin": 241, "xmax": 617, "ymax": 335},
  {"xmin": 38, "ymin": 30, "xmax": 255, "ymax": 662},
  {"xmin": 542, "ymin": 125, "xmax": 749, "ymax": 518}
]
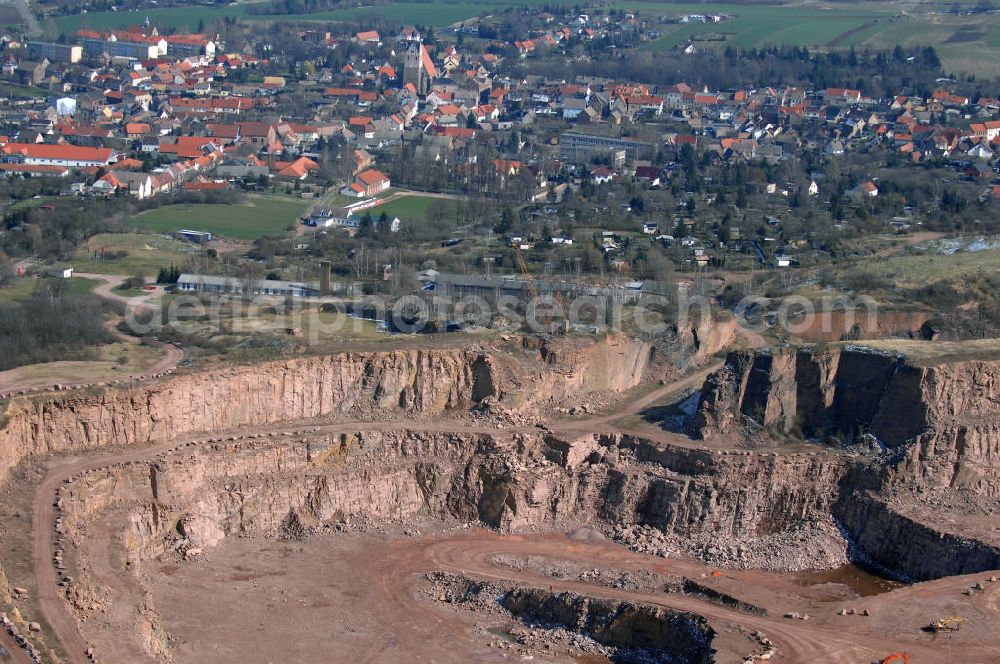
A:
[
  {"xmin": 590, "ymin": 166, "xmax": 614, "ymax": 185},
  {"xmin": 1, "ymin": 143, "xmax": 117, "ymax": 168},
  {"xmin": 235, "ymin": 122, "xmax": 277, "ymax": 148},
  {"xmin": 858, "ymin": 181, "xmax": 878, "ymax": 197},
  {"xmin": 971, "ymin": 120, "xmax": 1000, "ymax": 141},
  {"xmin": 493, "ymin": 159, "xmax": 522, "ymax": 178},
  {"xmin": 514, "ymin": 40, "xmax": 535, "ymax": 57},
  {"xmin": 624, "ymin": 95, "xmax": 663, "ymax": 116},
  {"xmin": 183, "ymin": 179, "xmax": 228, "ymax": 191},
  {"xmin": 97, "ymin": 171, "xmax": 153, "ymax": 199},
  {"xmin": 108, "ymin": 158, "xmax": 144, "ymax": 171},
  {"xmin": 125, "ymin": 123, "xmax": 151, "ymax": 139},
  {"xmin": 825, "ymin": 88, "xmax": 862, "ymax": 105},
  {"xmin": 343, "ymin": 169, "xmax": 390, "ymax": 197},
  {"xmin": 274, "ymin": 156, "xmax": 318, "ymax": 180},
  {"xmin": 164, "ymin": 33, "xmax": 216, "ymax": 57},
  {"xmin": 158, "ymin": 136, "xmax": 221, "ymax": 160}
]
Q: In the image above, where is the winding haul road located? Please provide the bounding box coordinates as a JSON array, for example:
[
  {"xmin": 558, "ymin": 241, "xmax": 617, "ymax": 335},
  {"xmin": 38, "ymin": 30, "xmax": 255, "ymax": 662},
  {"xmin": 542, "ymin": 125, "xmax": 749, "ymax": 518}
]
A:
[
  {"xmin": 18, "ymin": 326, "xmax": 1000, "ymax": 663},
  {"xmin": 30, "ymin": 417, "xmax": 1000, "ymax": 664}
]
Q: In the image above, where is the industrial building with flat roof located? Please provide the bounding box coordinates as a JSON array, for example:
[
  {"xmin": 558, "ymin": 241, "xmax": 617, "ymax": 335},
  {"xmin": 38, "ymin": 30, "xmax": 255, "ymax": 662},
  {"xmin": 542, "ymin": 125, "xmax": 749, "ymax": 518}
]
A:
[
  {"xmin": 27, "ymin": 41, "xmax": 83, "ymax": 63},
  {"xmin": 177, "ymin": 274, "xmax": 321, "ymax": 298},
  {"xmin": 558, "ymin": 132, "xmax": 655, "ymax": 164}
]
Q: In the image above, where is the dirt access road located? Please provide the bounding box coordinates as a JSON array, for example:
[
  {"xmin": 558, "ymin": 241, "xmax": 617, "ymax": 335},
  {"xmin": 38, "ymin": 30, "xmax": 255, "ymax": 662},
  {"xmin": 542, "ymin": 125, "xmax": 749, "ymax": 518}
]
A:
[
  {"xmin": 0, "ymin": 275, "xmax": 183, "ymax": 398},
  {"xmin": 366, "ymin": 532, "xmax": 999, "ymax": 664},
  {"xmin": 875, "ymin": 232, "xmax": 946, "ymax": 258},
  {"xmin": 24, "ymin": 324, "xmax": 768, "ymax": 662},
  {"xmin": 29, "ymin": 388, "xmax": 1000, "ymax": 664}
]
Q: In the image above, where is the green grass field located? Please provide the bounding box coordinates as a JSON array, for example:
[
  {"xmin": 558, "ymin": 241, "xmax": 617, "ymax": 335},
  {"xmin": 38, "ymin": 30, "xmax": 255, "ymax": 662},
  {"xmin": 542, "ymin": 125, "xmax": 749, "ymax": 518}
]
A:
[
  {"xmin": 72, "ymin": 233, "xmax": 201, "ymax": 277},
  {"xmin": 0, "ymin": 82, "xmax": 50, "ymax": 99},
  {"xmin": 128, "ymin": 195, "xmax": 309, "ymax": 241},
  {"xmin": 50, "ymin": 0, "xmax": 1000, "ymax": 75},
  {"xmin": 4, "ymin": 196, "xmax": 57, "ymax": 212},
  {"xmin": 862, "ymin": 249, "xmax": 1000, "ymax": 283},
  {"xmin": 370, "ymin": 195, "xmax": 458, "ymax": 223},
  {"xmin": 0, "ymin": 276, "xmax": 102, "ymax": 304},
  {"xmin": 636, "ymin": 1, "xmax": 1000, "ymax": 76},
  {"xmin": 52, "ymin": 5, "xmax": 250, "ymax": 33},
  {"xmin": 52, "ymin": 0, "xmax": 549, "ymax": 33}
]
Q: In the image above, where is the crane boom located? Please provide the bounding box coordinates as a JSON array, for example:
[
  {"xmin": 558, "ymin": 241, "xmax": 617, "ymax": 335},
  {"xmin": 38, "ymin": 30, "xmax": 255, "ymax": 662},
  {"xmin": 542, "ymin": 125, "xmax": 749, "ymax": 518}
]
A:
[{"xmin": 515, "ymin": 247, "xmax": 539, "ymax": 300}]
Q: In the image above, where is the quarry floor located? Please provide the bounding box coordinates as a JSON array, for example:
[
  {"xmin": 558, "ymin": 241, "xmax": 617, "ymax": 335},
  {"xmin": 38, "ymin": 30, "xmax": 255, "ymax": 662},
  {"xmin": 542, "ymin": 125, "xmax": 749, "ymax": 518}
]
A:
[
  {"xmin": 84, "ymin": 522, "xmax": 1000, "ymax": 664},
  {"xmin": 2, "ymin": 350, "xmax": 998, "ymax": 663}
]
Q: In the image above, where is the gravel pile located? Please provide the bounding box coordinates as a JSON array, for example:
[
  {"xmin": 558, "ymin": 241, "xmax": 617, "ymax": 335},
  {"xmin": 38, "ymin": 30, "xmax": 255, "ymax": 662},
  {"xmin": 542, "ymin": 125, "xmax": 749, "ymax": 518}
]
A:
[{"xmin": 611, "ymin": 518, "xmax": 850, "ymax": 572}]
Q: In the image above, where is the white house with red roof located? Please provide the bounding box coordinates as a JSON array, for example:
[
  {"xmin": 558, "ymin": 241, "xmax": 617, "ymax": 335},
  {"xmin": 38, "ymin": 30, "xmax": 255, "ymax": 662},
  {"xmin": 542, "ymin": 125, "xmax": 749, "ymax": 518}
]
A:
[
  {"xmin": 1, "ymin": 142, "xmax": 117, "ymax": 168},
  {"xmin": 341, "ymin": 168, "xmax": 390, "ymax": 197}
]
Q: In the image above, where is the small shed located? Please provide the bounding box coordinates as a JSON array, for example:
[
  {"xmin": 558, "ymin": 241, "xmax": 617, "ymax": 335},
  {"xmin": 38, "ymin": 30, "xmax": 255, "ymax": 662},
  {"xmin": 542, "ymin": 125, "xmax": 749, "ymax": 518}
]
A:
[{"xmin": 178, "ymin": 229, "xmax": 213, "ymax": 244}]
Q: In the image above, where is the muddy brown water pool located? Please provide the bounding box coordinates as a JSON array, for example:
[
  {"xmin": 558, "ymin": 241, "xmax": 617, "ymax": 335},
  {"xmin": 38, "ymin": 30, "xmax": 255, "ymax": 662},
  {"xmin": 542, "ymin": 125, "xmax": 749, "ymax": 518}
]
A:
[{"xmin": 796, "ymin": 564, "xmax": 904, "ymax": 597}]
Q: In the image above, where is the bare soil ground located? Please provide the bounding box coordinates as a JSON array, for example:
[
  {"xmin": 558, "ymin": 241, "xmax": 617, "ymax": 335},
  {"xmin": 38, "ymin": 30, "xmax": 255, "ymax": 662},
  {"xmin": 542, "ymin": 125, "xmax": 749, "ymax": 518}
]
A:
[
  {"xmin": 4, "ymin": 328, "xmax": 999, "ymax": 664},
  {"xmin": 110, "ymin": 527, "xmax": 998, "ymax": 664},
  {"xmin": 27, "ymin": 413, "xmax": 1000, "ymax": 664},
  {"xmin": 0, "ymin": 343, "xmax": 162, "ymax": 393}
]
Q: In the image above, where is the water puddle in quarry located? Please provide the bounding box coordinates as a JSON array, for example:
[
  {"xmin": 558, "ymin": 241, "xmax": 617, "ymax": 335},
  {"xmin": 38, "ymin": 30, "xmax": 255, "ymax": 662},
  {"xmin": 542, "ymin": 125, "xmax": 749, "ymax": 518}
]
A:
[{"xmin": 796, "ymin": 564, "xmax": 904, "ymax": 597}]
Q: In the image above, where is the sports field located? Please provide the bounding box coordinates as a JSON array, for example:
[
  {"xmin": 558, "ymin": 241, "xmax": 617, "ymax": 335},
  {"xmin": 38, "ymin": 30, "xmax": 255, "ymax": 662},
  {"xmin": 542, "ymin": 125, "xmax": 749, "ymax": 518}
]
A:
[{"xmin": 129, "ymin": 195, "xmax": 309, "ymax": 241}]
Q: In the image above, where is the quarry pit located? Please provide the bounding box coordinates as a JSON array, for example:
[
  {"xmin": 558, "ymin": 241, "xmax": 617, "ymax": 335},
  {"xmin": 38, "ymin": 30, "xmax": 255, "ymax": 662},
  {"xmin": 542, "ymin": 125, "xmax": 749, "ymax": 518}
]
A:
[{"xmin": 0, "ymin": 332, "xmax": 998, "ymax": 663}]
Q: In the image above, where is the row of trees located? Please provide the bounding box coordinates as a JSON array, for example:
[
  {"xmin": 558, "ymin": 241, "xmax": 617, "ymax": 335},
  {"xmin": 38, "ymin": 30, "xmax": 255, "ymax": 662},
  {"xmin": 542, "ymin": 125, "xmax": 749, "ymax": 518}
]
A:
[
  {"xmin": 525, "ymin": 43, "xmax": 989, "ymax": 99},
  {"xmin": 0, "ymin": 283, "xmax": 110, "ymax": 371}
]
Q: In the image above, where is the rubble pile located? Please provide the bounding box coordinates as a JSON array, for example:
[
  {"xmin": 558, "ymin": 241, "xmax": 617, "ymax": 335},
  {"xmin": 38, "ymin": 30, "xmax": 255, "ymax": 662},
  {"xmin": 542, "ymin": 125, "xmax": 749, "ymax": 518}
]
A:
[
  {"xmin": 611, "ymin": 518, "xmax": 848, "ymax": 572},
  {"xmin": 490, "ymin": 554, "xmax": 676, "ymax": 593},
  {"xmin": 423, "ymin": 572, "xmax": 714, "ymax": 664}
]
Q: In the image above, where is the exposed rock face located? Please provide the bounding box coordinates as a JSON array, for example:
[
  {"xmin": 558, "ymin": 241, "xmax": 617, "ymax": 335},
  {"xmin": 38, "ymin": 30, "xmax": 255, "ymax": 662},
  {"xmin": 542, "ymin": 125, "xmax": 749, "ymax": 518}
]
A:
[
  {"xmin": 691, "ymin": 344, "xmax": 1000, "ymax": 580},
  {"xmin": 692, "ymin": 346, "xmax": 1000, "ymax": 494},
  {"xmin": 0, "ymin": 335, "xmax": 661, "ymax": 485},
  {"xmin": 427, "ymin": 573, "xmax": 716, "ymax": 663},
  {"xmin": 53, "ymin": 421, "xmax": 995, "ymax": 593},
  {"xmin": 834, "ymin": 491, "xmax": 1000, "ymax": 582},
  {"xmin": 791, "ymin": 309, "xmax": 933, "ymax": 343},
  {"xmin": 521, "ymin": 334, "xmax": 655, "ymax": 404},
  {"xmin": 501, "ymin": 587, "xmax": 714, "ymax": 662},
  {"xmin": 59, "ymin": 429, "xmax": 850, "ymax": 575}
]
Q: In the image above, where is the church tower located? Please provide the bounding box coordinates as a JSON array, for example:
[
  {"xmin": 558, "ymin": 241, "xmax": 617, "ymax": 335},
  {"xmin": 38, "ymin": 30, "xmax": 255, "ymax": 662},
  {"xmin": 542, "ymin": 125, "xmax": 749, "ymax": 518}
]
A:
[{"xmin": 402, "ymin": 41, "xmax": 436, "ymax": 96}]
